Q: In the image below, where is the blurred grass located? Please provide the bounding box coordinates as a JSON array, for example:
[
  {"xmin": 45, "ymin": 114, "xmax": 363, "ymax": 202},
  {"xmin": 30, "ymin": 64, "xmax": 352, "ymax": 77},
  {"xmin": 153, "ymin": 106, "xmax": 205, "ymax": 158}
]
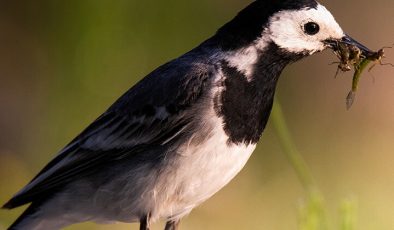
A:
[{"xmin": 272, "ymin": 100, "xmax": 357, "ymax": 230}]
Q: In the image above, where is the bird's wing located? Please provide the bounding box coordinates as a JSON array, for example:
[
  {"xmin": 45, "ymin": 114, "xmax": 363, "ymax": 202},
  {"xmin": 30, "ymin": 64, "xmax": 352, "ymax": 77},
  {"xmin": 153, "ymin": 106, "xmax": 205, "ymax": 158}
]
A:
[{"xmin": 3, "ymin": 60, "xmax": 214, "ymax": 209}]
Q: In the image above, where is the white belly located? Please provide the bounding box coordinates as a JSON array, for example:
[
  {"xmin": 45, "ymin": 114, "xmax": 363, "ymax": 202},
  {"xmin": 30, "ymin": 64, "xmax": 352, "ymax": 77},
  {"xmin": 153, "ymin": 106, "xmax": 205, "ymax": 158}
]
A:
[{"xmin": 152, "ymin": 116, "xmax": 256, "ymax": 221}]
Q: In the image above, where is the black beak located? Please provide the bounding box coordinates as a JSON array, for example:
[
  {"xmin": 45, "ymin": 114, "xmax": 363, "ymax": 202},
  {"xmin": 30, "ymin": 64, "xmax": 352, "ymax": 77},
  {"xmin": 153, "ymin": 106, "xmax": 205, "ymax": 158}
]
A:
[
  {"xmin": 325, "ymin": 34, "xmax": 373, "ymax": 57},
  {"xmin": 341, "ymin": 34, "xmax": 372, "ymax": 56}
]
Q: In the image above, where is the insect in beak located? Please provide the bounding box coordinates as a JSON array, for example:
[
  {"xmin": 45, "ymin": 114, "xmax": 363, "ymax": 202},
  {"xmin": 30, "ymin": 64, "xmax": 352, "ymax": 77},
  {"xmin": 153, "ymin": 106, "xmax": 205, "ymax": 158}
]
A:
[
  {"xmin": 325, "ymin": 35, "xmax": 393, "ymax": 109},
  {"xmin": 325, "ymin": 34, "xmax": 373, "ymax": 57},
  {"xmin": 340, "ymin": 34, "xmax": 373, "ymax": 57}
]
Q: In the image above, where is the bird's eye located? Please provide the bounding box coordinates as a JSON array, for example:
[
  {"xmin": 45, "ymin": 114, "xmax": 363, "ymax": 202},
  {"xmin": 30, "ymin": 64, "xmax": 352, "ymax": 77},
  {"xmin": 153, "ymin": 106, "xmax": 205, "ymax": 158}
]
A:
[{"xmin": 304, "ymin": 22, "xmax": 320, "ymax": 35}]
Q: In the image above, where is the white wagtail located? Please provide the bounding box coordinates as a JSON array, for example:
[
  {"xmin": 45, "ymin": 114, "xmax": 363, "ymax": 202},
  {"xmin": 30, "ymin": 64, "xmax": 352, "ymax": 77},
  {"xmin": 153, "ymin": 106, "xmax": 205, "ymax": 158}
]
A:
[{"xmin": 2, "ymin": 0, "xmax": 371, "ymax": 229}]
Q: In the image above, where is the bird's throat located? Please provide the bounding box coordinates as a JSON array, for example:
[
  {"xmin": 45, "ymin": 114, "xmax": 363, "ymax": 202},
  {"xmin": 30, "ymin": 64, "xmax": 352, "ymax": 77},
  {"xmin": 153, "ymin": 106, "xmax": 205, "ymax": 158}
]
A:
[{"xmin": 215, "ymin": 43, "xmax": 304, "ymax": 145}]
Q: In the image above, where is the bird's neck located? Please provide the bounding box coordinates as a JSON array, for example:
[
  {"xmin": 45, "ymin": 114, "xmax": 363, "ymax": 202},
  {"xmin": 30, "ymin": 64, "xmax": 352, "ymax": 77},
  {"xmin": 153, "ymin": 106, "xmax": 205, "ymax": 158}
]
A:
[{"xmin": 214, "ymin": 42, "xmax": 304, "ymax": 145}]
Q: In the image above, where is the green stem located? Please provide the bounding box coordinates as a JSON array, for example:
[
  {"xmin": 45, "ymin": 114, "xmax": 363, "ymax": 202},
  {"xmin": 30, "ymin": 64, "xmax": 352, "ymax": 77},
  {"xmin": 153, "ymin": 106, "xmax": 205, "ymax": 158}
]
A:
[
  {"xmin": 271, "ymin": 98, "xmax": 331, "ymax": 230},
  {"xmin": 271, "ymin": 99, "xmax": 316, "ymax": 191}
]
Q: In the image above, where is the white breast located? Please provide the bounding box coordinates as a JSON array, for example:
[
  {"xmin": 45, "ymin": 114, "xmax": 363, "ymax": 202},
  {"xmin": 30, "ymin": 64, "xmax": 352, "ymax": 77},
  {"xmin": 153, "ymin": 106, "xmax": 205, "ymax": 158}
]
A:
[{"xmin": 152, "ymin": 113, "xmax": 256, "ymax": 221}]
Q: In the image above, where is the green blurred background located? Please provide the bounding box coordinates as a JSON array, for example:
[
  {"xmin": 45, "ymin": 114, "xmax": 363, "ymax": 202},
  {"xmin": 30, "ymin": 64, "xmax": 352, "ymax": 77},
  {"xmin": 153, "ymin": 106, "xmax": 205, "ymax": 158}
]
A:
[{"xmin": 1, "ymin": 0, "xmax": 394, "ymax": 229}]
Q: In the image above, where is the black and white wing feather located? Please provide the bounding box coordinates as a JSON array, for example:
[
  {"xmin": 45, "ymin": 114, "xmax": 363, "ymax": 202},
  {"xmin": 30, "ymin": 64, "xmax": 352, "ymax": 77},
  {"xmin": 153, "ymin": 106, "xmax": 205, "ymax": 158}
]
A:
[{"xmin": 3, "ymin": 57, "xmax": 215, "ymax": 209}]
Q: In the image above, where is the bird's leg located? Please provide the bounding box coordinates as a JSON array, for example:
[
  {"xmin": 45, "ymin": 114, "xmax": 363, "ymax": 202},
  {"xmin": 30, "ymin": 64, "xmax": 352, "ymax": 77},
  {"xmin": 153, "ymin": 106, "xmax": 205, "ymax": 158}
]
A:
[
  {"xmin": 140, "ymin": 213, "xmax": 151, "ymax": 230},
  {"xmin": 164, "ymin": 219, "xmax": 180, "ymax": 230}
]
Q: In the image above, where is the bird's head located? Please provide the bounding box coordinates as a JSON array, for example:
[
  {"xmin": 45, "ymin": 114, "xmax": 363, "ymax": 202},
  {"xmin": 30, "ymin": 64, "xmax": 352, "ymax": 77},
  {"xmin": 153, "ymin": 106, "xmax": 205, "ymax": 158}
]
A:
[
  {"xmin": 216, "ymin": 0, "xmax": 371, "ymax": 60},
  {"xmin": 265, "ymin": 0, "xmax": 372, "ymax": 56}
]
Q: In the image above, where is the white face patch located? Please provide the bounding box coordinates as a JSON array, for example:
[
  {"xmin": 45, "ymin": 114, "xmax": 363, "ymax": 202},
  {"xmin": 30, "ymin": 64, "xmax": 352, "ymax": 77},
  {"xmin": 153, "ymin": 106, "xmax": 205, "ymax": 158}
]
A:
[{"xmin": 266, "ymin": 4, "xmax": 344, "ymax": 54}]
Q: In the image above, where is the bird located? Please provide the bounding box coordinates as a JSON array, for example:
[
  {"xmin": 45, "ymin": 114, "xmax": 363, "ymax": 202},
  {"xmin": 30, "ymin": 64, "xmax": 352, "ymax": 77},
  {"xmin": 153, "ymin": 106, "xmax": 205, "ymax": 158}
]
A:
[{"xmin": 2, "ymin": 0, "xmax": 371, "ymax": 229}]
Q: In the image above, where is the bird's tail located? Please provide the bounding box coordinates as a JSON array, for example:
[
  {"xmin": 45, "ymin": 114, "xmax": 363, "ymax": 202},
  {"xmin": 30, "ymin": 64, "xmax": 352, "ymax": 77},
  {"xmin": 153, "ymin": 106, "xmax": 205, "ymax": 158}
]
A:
[
  {"xmin": 6, "ymin": 203, "xmax": 40, "ymax": 230},
  {"xmin": 4, "ymin": 202, "xmax": 68, "ymax": 230}
]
